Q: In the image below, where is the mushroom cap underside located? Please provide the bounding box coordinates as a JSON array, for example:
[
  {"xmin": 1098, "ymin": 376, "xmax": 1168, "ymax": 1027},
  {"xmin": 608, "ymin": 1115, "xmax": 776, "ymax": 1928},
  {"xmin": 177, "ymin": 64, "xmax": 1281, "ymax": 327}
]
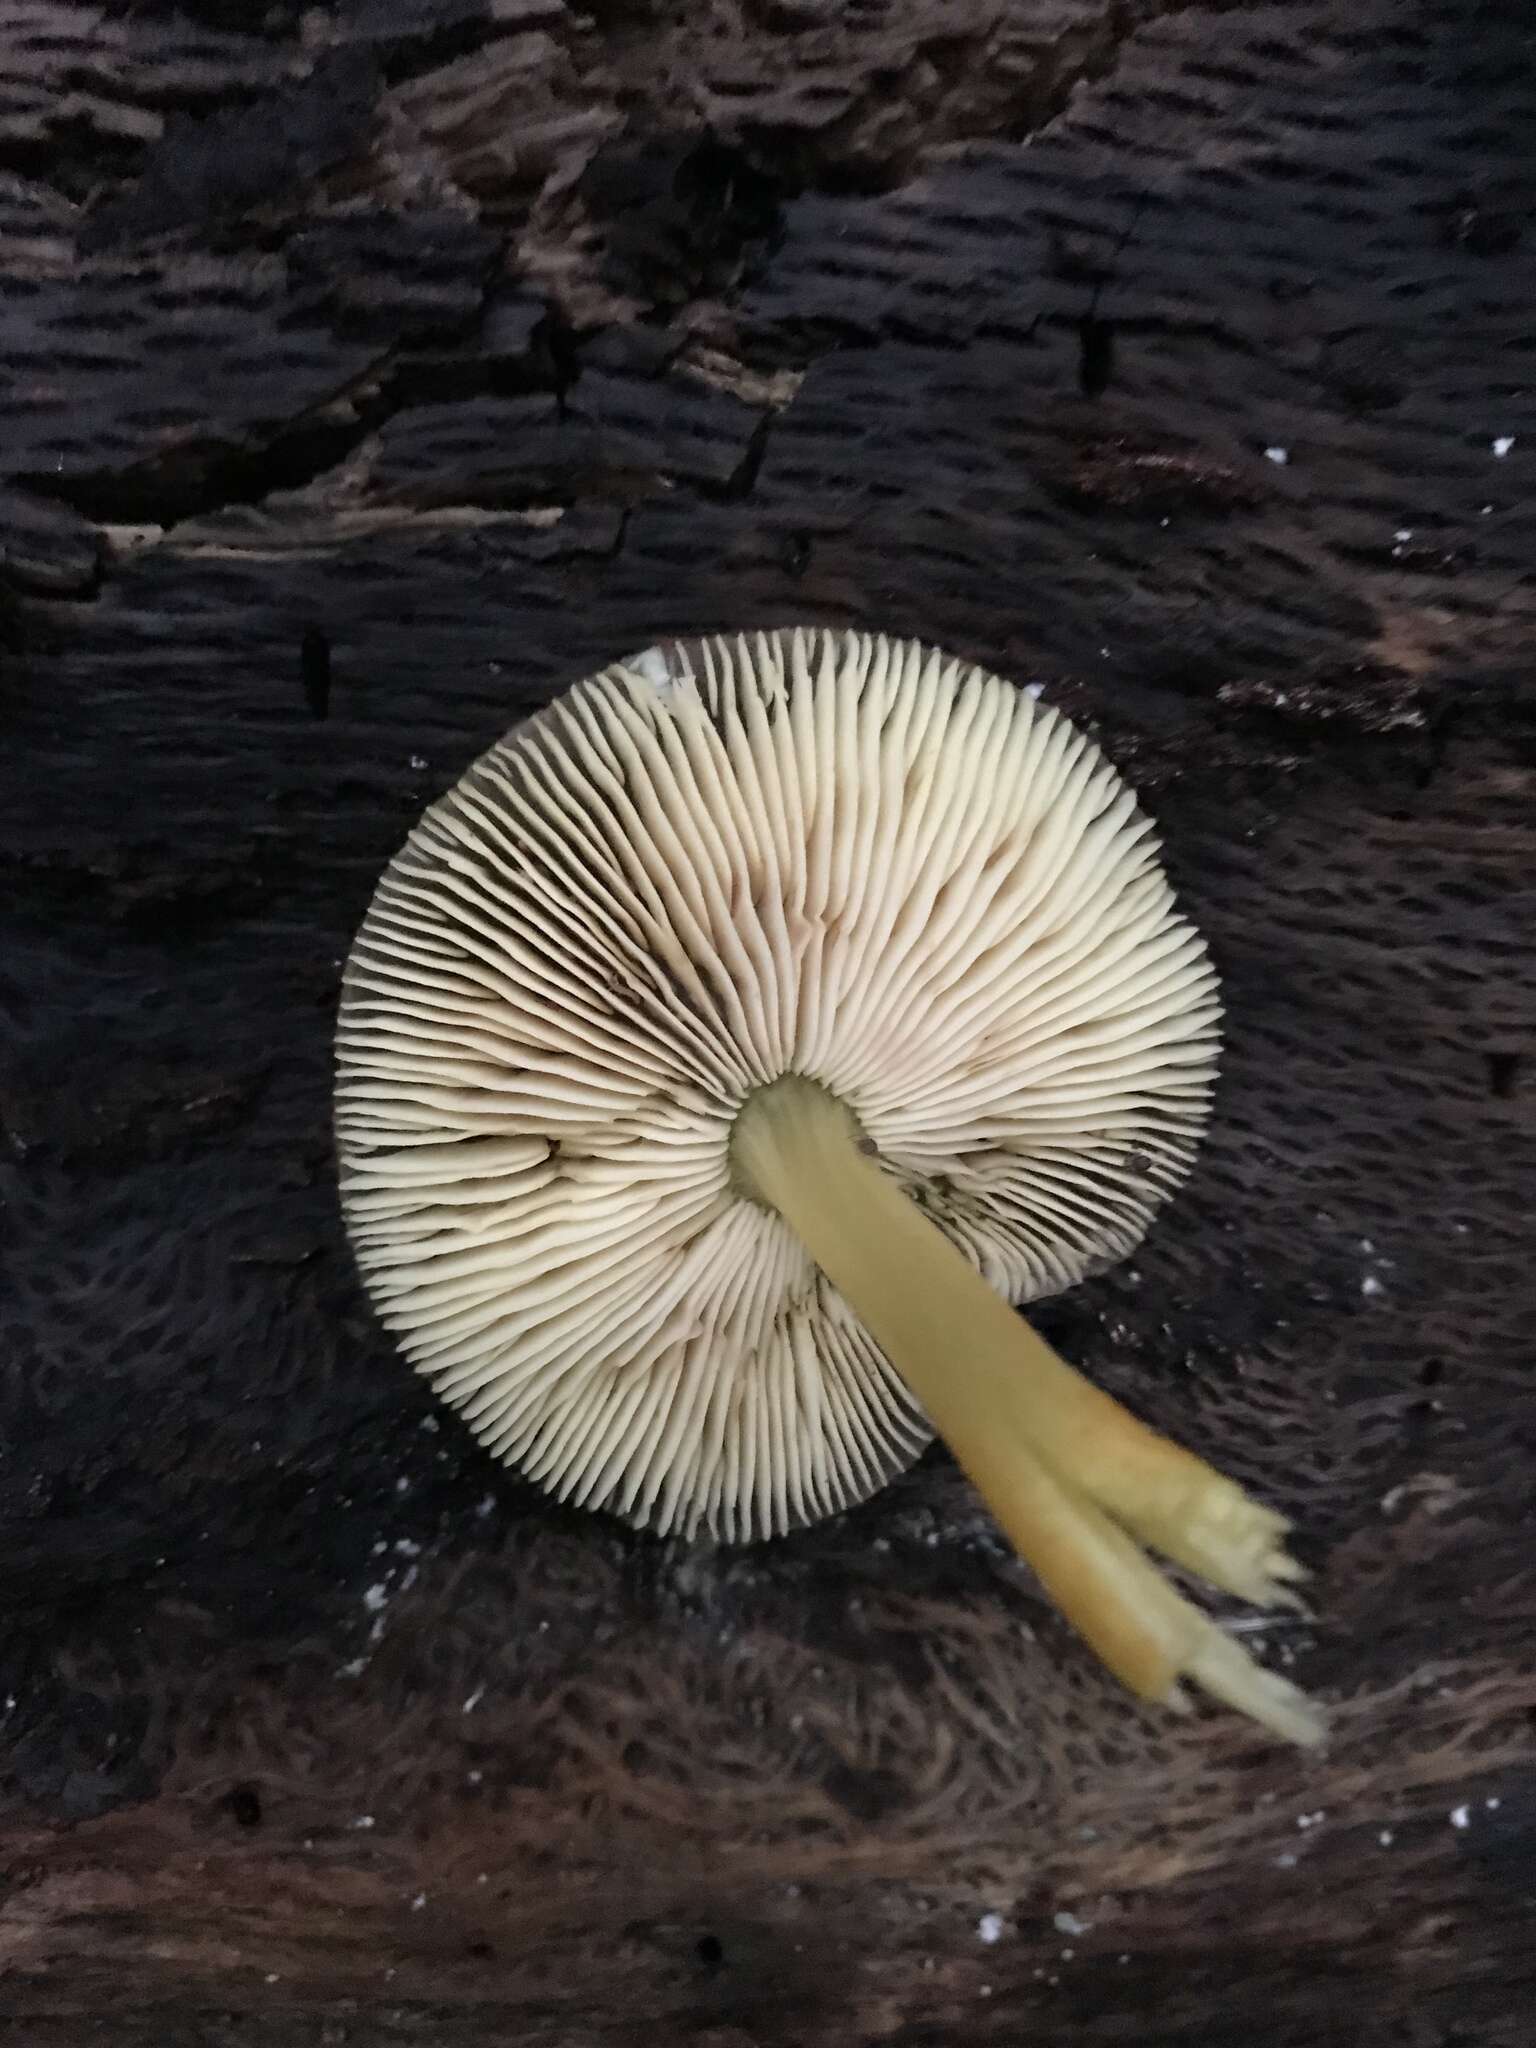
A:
[{"xmin": 335, "ymin": 626, "xmax": 1220, "ymax": 1542}]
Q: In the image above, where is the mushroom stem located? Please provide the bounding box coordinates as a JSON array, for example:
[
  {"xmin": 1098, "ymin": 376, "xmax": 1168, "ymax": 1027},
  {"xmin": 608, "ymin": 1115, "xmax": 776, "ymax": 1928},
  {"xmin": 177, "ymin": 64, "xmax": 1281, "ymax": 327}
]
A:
[{"xmin": 731, "ymin": 1076, "xmax": 1324, "ymax": 1746}]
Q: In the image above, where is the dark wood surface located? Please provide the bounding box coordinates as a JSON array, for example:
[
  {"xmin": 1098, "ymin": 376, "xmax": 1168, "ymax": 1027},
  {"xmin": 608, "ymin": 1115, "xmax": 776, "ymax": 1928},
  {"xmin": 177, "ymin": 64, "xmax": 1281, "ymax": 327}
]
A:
[{"xmin": 2, "ymin": 2, "xmax": 1534, "ymax": 2041}]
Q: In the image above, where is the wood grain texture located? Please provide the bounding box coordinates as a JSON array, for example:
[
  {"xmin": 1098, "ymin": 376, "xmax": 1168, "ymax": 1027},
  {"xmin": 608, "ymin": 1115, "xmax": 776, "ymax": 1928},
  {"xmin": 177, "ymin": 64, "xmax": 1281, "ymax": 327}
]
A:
[{"xmin": 2, "ymin": 1, "xmax": 1534, "ymax": 2042}]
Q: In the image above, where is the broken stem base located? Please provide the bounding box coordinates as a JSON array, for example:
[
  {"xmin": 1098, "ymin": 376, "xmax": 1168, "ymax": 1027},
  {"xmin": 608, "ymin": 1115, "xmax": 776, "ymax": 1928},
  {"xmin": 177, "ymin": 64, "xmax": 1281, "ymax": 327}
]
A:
[{"xmin": 730, "ymin": 1075, "xmax": 1324, "ymax": 1748}]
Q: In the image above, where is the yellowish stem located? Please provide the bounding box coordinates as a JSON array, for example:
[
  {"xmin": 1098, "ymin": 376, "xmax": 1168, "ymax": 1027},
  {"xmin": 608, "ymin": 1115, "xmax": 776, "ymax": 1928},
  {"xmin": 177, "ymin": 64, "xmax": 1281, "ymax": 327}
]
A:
[{"xmin": 732, "ymin": 1077, "xmax": 1324, "ymax": 1748}]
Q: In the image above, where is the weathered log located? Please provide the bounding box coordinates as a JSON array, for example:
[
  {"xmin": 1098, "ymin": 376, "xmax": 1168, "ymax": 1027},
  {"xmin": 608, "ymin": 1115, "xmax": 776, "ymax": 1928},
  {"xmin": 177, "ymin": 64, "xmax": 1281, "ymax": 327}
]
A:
[{"xmin": 2, "ymin": 1, "xmax": 1533, "ymax": 2041}]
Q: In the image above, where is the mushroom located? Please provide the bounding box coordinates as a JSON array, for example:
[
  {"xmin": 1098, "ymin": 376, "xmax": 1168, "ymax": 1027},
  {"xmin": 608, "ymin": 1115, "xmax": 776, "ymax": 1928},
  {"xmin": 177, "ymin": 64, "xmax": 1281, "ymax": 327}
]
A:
[{"xmin": 336, "ymin": 627, "xmax": 1323, "ymax": 1746}]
